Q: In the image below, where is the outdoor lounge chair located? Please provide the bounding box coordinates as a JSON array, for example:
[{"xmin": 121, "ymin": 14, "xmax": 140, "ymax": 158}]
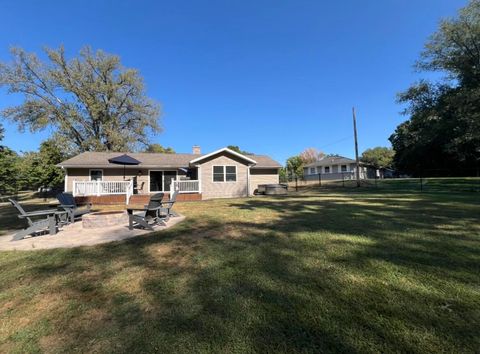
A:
[
  {"xmin": 158, "ymin": 190, "xmax": 178, "ymax": 222},
  {"xmin": 8, "ymin": 199, "xmax": 67, "ymax": 241},
  {"xmin": 127, "ymin": 193, "xmax": 166, "ymax": 230},
  {"xmin": 56, "ymin": 192, "xmax": 92, "ymax": 223}
]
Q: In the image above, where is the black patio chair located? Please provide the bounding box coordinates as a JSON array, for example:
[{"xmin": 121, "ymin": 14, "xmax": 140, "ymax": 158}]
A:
[
  {"xmin": 127, "ymin": 193, "xmax": 166, "ymax": 230},
  {"xmin": 56, "ymin": 192, "xmax": 92, "ymax": 223},
  {"xmin": 158, "ymin": 190, "xmax": 178, "ymax": 222},
  {"xmin": 8, "ymin": 199, "xmax": 67, "ymax": 241}
]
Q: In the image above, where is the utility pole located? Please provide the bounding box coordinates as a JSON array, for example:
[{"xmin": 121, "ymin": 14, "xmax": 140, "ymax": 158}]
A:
[{"xmin": 352, "ymin": 107, "xmax": 361, "ymax": 187}]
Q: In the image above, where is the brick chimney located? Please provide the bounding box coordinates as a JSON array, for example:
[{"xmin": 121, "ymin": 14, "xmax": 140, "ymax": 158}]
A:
[{"xmin": 192, "ymin": 145, "xmax": 201, "ymax": 155}]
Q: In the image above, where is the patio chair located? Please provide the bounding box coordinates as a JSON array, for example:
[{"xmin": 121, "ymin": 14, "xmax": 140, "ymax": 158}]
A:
[
  {"xmin": 56, "ymin": 192, "xmax": 92, "ymax": 223},
  {"xmin": 127, "ymin": 193, "xmax": 166, "ymax": 230},
  {"xmin": 8, "ymin": 199, "xmax": 67, "ymax": 241},
  {"xmin": 158, "ymin": 190, "xmax": 178, "ymax": 222}
]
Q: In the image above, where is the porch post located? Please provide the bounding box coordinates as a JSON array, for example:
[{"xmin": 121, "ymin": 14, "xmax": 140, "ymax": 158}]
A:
[
  {"xmin": 197, "ymin": 165, "xmax": 202, "ymax": 193},
  {"xmin": 247, "ymin": 165, "xmax": 251, "ymax": 196},
  {"xmin": 64, "ymin": 168, "xmax": 68, "ymax": 192}
]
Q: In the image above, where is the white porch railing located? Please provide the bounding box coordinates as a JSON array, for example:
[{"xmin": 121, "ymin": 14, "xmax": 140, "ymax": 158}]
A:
[
  {"xmin": 73, "ymin": 180, "xmax": 134, "ymax": 204},
  {"xmin": 171, "ymin": 180, "xmax": 200, "ymax": 193}
]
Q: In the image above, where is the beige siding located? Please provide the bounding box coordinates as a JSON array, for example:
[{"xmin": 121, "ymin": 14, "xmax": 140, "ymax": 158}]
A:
[
  {"xmin": 198, "ymin": 154, "xmax": 249, "ymax": 199},
  {"xmin": 249, "ymin": 168, "xmax": 279, "ymax": 195}
]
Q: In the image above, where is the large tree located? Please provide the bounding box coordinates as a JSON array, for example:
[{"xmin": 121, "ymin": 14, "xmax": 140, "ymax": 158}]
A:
[
  {"xmin": 144, "ymin": 143, "xmax": 175, "ymax": 154},
  {"xmin": 227, "ymin": 145, "xmax": 253, "ymax": 155},
  {"xmin": 0, "ymin": 46, "xmax": 161, "ymax": 152},
  {"xmin": 361, "ymin": 147, "xmax": 394, "ymax": 169},
  {"xmin": 299, "ymin": 147, "xmax": 325, "ymax": 164},
  {"xmin": 390, "ymin": 0, "xmax": 480, "ymax": 175}
]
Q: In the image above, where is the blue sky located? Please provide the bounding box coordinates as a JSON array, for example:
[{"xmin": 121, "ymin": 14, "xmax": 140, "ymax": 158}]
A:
[{"xmin": 0, "ymin": 0, "xmax": 467, "ymax": 164}]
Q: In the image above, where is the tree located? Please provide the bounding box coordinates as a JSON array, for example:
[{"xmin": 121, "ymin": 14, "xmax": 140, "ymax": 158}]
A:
[
  {"xmin": 390, "ymin": 0, "xmax": 480, "ymax": 175},
  {"xmin": 299, "ymin": 147, "xmax": 325, "ymax": 164},
  {"xmin": 16, "ymin": 139, "xmax": 67, "ymax": 190},
  {"xmin": 0, "ymin": 147, "xmax": 20, "ymax": 194},
  {"xmin": 286, "ymin": 156, "xmax": 304, "ymax": 179},
  {"xmin": 0, "ymin": 46, "xmax": 161, "ymax": 152},
  {"xmin": 360, "ymin": 147, "xmax": 394, "ymax": 169},
  {"xmin": 144, "ymin": 143, "xmax": 175, "ymax": 154},
  {"xmin": 227, "ymin": 145, "xmax": 253, "ymax": 155},
  {"xmin": 35, "ymin": 139, "xmax": 67, "ymax": 188},
  {"xmin": 279, "ymin": 167, "xmax": 288, "ymax": 183}
]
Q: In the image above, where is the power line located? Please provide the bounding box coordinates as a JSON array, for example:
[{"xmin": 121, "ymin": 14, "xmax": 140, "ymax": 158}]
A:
[{"xmin": 316, "ymin": 135, "xmax": 353, "ymax": 150}]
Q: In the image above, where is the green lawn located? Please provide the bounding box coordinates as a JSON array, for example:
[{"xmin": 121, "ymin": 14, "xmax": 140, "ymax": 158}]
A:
[{"xmin": 0, "ymin": 187, "xmax": 479, "ymax": 353}]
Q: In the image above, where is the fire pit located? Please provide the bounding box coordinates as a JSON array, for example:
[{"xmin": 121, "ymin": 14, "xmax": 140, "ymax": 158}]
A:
[{"xmin": 82, "ymin": 211, "xmax": 128, "ymax": 229}]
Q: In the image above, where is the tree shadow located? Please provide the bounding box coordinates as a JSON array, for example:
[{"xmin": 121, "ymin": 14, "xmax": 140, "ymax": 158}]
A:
[{"xmin": 0, "ymin": 190, "xmax": 479, "ymax": 352}]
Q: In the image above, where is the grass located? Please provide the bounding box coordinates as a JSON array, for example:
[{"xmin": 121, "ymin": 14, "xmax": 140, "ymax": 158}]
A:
[{"xmin": 0, "ymin": 186, "xmax": 479, "ymax": 353}]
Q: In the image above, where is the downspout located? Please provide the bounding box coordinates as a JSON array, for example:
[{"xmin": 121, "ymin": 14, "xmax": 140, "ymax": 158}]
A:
[{"xmin": 247, "ymin": 163, "xmax": 255, "ymax": 197}]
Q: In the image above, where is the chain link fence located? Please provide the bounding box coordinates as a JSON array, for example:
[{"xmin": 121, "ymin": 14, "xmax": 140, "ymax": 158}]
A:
[{"xmin": 286, "ymin": 168, "xmax": 480, "ymax": 193}]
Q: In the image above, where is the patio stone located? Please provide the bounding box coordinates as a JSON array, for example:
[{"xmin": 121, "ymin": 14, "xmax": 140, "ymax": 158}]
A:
[{"xmin": 0, "ymin": 214, "xmax": 185, "ymax": 251}]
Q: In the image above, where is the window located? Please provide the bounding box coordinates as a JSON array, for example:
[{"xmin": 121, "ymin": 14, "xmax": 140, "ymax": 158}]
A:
[
  {"xmin": 324, "ymin": 166, "xmax": 330, "ymax": 173},
  {"xmin": 213, "ymin": 166, "xmax": 224, "ymax": 182},
  {"xmin": 90, "ymin": 169, "xmax": 103, "ymax": 181},
  {"xmin": 341, "ymin": 165, "xmax": 347, "ymax": 172},
  {"xmin": 310, "ymin": 167, "xmax": 316, "ymax": 174},
  {"xmin": 226, "ymin": 166, "xmax": 237, "ymax": 181},
  {"xmin": 213, "ymin": 165, "xmax": 237, "ymax": 182}
]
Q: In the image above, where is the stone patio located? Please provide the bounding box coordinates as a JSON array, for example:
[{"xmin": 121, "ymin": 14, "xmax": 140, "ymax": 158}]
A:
[{"xmin": 0, "ymin": 214, "xmax": 185, "ymax": 251}]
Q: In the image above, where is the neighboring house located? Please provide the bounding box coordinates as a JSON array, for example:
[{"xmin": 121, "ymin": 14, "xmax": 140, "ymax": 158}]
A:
[
  {"xmin": 58, "ymin": 146, "xmax": 281, "ymax": 203},
  {"xmin": 303, "ymin": 156, "xmax": 377, "ymax": 181}
]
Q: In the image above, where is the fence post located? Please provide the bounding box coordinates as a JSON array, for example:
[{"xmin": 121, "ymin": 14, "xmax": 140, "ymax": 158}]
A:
[
  {"xmin": 295, "ymin": 177, "xmax": 298, "ymax": 192},
  {"xmin": 342, "ymin": 173, "xmax": 345, "ymax": 188},
  {"xmin": 96, "ymin": 180, "xmax": 100, "ymax": 196},
  {"xmin": 420, "ymin": 174, "xmax": 423, "ymax": 192},
  {"xmin": 318, "ymin": 173, "xmax": 321, "ymax": 187}
]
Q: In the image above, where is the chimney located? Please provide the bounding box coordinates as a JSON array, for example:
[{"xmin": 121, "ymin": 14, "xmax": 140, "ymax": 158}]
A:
[{"xmin": 192, "ymin": 145, "xmax": 201, "ymax": 155}]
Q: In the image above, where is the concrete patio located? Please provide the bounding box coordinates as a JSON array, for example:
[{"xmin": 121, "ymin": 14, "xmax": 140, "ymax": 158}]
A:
[{"xmin": 0, "ymin": 214, "xmax": 185, "ymax": 251}]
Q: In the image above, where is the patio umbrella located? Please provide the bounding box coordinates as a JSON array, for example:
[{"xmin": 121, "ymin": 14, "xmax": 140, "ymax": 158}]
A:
[{"xmin": 108, "ymin": 154, "xmax": 141, "ymax": 180}]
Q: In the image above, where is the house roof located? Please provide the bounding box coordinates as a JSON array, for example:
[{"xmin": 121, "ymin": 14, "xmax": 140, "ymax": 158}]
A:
[
  {"xmin": 190, "ymin": 147, "xmax": 257, "ymax": 165},
  {"xmin": 304, "ymin": 156, "xmax": 358, "ymax": 167},
  {"xmin": 58, "ymin": 150, "xmax": 281, "ymax": 169}
]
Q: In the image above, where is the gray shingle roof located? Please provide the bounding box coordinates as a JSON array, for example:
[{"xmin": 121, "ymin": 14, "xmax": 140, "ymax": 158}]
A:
[
  {"xmin": 304, "ymin": 156, "xmax": 357, "ymax": 167},
  {"xmin": 58, "ymin": 151, "xmax": 281, "ymax": 169}
]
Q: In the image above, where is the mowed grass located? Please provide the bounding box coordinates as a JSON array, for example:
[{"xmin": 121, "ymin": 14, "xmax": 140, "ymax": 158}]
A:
[{"xmin": 0, "ymin": 188, "xmax": 479, "ymax": 353}]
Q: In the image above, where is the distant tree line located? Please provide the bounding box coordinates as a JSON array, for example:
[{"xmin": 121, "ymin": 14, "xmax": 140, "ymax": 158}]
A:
[{"xmin": 0, "ymin": 135, "xmax": 67, "ymax": 194}]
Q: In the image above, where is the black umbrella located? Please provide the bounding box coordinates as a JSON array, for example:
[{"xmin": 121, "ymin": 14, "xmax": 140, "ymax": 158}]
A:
[{"xmin": 108, "ymin": 154, "xmax": 141, "ymax": 180}]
